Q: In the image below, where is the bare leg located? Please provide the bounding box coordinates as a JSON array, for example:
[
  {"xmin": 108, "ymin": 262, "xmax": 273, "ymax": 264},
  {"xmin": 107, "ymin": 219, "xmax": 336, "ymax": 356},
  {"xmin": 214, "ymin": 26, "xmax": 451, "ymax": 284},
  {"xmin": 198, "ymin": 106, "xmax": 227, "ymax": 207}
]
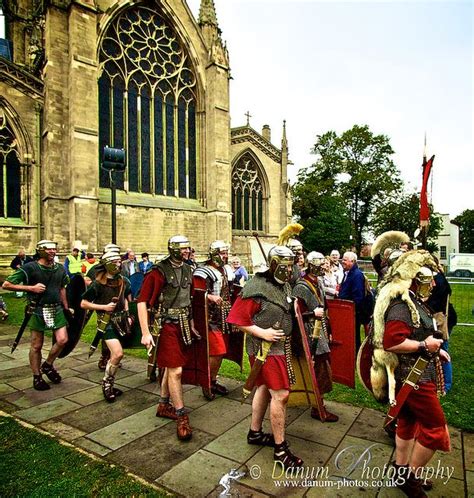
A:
[
  {"xmin": 250, "ymin": 385, "xmax": 270, "ymax": 431},
  {"xmin": 409, "ymin": 441, "xmax": 436, "ymax": 470},
  {"xmin": 395, "ymin": 435, "xmax": 415, "ymax": 465},
  {"xmin": 160, "ymin": 368, "xmax": 170, "ymax": 397},
  {"xmin": 45, "ymin": 326, "xmax": 68, "ymax": 365},
  {"xmin": 209, "ymin": 355, "xmax": 223, "ymax": 381},
  {"xmin": 30, "ymin": 330, "xmax": 44, "ymax": 375},
  {"xmin": 105, "ymin": 338, "xmax": 123, "ymax": 368},
  {"xmin": 167, "ymin": 366, "xmax": 184, "ymax": 410},
  {"xmin": 269, "ymin": 388, "xmax": 289, "ymax": 445}
]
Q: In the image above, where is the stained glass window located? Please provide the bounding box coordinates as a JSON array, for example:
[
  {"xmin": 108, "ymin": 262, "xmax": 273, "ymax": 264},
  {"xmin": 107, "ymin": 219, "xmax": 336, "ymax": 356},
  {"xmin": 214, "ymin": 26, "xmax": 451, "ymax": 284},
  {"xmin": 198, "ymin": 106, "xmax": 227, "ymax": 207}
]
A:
[
  {"xmin": 232, "ymin": 153, "xmax": 264, "ymax": 232},
  {"xmin": 98, "ymin": 3, "xmax": 197, "ymax": 198}
]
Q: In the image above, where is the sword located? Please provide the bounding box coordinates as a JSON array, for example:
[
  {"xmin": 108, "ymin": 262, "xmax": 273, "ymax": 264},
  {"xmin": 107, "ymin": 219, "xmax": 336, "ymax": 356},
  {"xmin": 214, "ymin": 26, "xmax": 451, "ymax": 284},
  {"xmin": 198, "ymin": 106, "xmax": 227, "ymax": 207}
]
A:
[
  {"xmin": 11, "ymin": 300, "xmax": 37, "ymax": 353},
  {"xmin": 147, "ymin": 305, "xmax": 162, "ymax": 379},
  {"xmin": 88, "ymin": 297, "xmax": 118, "ymax": 357}
]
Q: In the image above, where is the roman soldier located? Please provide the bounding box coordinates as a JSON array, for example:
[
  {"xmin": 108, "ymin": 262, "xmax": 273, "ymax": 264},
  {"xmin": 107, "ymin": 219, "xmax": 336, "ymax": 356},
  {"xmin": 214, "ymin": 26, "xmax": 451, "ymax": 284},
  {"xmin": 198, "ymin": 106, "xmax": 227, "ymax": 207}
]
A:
[
  {"xmin": 193, "ymin": 240, "xmax": 232, "ymax": 399},
  {"xmin": 292, "ymin": 251, "xmax": 338, "ymax": 422},
  {"xmin": 227, "ymin": 245, "xmax": 303, "ymax": 470},
  {"xmin": 287, "ymin": 238, "xmax": 304, "ymax": 285},
  {"xmin": 3, "ymin": 240, "xmax": 70, "ymax": 390},
  {"xmin": 370, "ymin": 251, "xmax": 451, "ymax": 497},
  {"xmin": 80, "ymin": 251, "xmax": 132, "ymax": 402},
  {"xmin": 137, "ymin": 235, "xmax": 196, "ymax": 441}
]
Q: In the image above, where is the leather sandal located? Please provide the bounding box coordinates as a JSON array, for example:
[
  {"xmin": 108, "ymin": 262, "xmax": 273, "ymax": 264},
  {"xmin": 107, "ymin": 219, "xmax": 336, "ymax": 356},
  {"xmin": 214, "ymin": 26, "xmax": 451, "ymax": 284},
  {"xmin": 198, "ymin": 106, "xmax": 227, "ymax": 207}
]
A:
[
  {"xmin": 177, "ymin": 414, "xmax": 193, "ymax": 441},
  {"xmin": 310, "ymin": 406, "xmax": 339, "ymax": 422},
  {"xmin": 274, "ymin": 440, "xmax": 304, "ymax": 470},
  {"xmin": 156, "ymin": 402, "xmax": 178, "ymax": 420},
  {"xmin": 41, "ymin": 362, "xmax": 62, "ymax": 384},
  {"xmin": 33, "ymin": 374, "xmax": 50, "ymax": 391},
  {"xmin": 211, "ymin": 380, "xmax": 229, "ymax": 396},
  {"xmin": 247, "ymin": 429, "xmax": 275, "ymax": 447}
]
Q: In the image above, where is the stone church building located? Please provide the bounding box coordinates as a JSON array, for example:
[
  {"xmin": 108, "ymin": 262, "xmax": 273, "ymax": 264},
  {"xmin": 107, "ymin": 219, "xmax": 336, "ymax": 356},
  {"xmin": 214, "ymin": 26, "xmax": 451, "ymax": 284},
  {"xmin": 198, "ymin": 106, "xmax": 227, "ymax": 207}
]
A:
[{"xmin": 0, "ymin": 0, "xmax": 291, "ymax": 259}]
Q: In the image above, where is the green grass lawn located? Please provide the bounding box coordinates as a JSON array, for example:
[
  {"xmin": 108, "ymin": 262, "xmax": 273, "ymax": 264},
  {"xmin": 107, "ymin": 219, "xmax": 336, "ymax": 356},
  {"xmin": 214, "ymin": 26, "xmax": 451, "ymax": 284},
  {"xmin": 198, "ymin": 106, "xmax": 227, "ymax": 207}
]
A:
[
  {"xmin": 1, "ymin": 290, "xmax": 473, "ymax": 431},
  {"xmin": 0, "ymin": 415, "xmax": 168, "ymax": 497}
]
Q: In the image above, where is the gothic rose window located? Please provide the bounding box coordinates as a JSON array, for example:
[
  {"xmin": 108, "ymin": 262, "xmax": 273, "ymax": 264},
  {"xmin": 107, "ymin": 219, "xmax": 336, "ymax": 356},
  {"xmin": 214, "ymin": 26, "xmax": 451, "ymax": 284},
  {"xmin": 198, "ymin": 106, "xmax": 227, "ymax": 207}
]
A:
[
  {"xmin": 0, "ymin": 110, "xmax": 21, "ymax": 219},
  {"xmin": 232, "ymin": 153, "xmax": 264, "ymax": 231},
  {"xmin": 98, "ymin": 3, "xmax": 197, "ymax": 198}
]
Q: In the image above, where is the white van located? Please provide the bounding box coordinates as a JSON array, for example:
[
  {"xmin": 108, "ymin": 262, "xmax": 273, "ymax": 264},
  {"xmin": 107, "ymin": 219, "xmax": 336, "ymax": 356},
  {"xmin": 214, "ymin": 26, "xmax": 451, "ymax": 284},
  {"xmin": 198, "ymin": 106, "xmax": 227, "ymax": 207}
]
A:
[{"xmin": 448, "ymin": 253, "xmax": 474, "ymax": 277}]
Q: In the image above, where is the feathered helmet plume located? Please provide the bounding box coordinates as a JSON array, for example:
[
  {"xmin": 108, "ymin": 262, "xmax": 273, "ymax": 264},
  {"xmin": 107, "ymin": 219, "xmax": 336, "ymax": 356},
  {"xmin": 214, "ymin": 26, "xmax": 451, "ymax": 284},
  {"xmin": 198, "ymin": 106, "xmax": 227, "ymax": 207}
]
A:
[
  {"xmin": 371, "ymin": 231, "xmax": 410, "ymax": 259},
  {"xmin": 277, "ymin": 223, "xmax": 304, "ymax": 247}
]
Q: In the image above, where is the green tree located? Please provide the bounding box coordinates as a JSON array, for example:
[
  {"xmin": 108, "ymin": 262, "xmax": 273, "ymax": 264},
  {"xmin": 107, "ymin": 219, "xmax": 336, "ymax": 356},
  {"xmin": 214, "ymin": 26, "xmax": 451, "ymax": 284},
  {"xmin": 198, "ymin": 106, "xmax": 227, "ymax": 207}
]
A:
[
  {"xmin": 306, "ymin": 125, "xmax": 403, "ymax": 253},
  {"xmin": 292, "ymin": 168, "xmax": 352, "ymax": 253},
  {"xmin": 371, "ymin": 192, "xmax": 442, "ymax": 248},
  {"xmin": 453, "ymin": 209, "xmax": 474, "ymax": 252}
]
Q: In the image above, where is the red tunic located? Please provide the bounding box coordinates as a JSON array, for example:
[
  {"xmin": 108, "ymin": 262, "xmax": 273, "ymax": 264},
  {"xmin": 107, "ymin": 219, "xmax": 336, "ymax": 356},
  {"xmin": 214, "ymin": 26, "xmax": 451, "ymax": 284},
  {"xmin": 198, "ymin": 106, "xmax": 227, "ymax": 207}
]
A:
[
  {"xmin": 384, "ymin": 318, "xmax": 450, "ymax": 452},
  {"xmin": 193, "ymin": 275, "xmax": 226, "ymax": 356},
  {"xmin": 138, "ymin": 268, "xmax": 189, "ymax": 368},
  {"xmin": 227, "ymin": 296, "xmax": 290, "ymax": 391}
]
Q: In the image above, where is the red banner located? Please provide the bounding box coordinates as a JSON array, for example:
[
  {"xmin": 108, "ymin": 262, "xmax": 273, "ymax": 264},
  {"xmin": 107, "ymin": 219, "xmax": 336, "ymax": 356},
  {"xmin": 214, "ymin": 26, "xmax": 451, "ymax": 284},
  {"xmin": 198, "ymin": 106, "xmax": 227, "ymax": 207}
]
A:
[{"xmin": 420, "ymin": 155, "xmax": 435, "ymax": 226}]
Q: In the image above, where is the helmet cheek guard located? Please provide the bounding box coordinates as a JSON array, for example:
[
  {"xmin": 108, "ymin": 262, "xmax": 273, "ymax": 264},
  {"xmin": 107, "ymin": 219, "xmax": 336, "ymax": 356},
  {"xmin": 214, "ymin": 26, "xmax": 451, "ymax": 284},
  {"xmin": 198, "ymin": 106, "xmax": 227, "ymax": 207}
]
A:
[
  {"xmin": 414, "ymin": 267, "xmax": 435, "ymax": 299},
  {"xmin": 168, "ymin": 235, "xmax": 191, "ymax": 261},
  {"xmin": 209, "ymin": 240, "xmax": 230, "ymax": 267},
  {"xmin": 36, "ymin": 240, "xmax": 57, "ymax": 259},
  {"xmin": 306, "ymin": 251, "xmax": 325, "ymax": 277},
  {"xmin": 100, "ymin": 251, "xmax": 122, "ymax": 275},
  {"xmin": 268, "ymin": 246, "xmax": 295, "ymax": 284}
]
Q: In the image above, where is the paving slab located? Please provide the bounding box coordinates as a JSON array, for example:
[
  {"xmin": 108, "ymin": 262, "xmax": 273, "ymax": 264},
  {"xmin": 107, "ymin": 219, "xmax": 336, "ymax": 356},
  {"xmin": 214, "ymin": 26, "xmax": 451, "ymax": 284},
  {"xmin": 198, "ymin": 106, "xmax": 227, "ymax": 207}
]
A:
[
  {"xmin": 2, "ymin": 377, "xmax": 96, "ymax": 408},
  {"xmin": 156, "ymin": 449, "xmax": 241, "ymax": 498},
  {"xmin": 74, "ymin": 436, "xmax": 113, "ymax": 457},
  {"xmin": 464, "ymin": 432, "xmax": 474, "ymax": 471},
  {"xmin": 39, "ymin": 419, "xmax": 87, "ymax": 441},
  {"xmin": 190, "ymin": 396, "xmax": 251, "ymax": 436},
  {"xmin": 348, "ymin": 407, "xmax": 395, "ymax": 446},
  {"xmin": 286, "ymin": 402, "xmax": 361, "ymax": 449},
  {"xmin": 112, "ymin": 371, "xmax": 149, "ymax": 388},
  {"xmin": 109, "ymin": 422, "xmax": 215, "ymax": 481},
  {"xmin": 87, "ymin": 405, "xmax": 170, "ymax": 450},
  {"xmin": 15, "ymin": 397, "xmax": 82, "ymax": 424},
  {"xmin": 465, "ymin": 470, "xmax": 474, "ymax": 497},
  {"xmin": 0, "ymin": 364, "xmax": 36, "ymax": 383},
  {"xmin": 65, "ymin": 385, "xmax": 129, "ymax": 406},
  {"xmin": 0, "ymin": 383, "xmax": 16, "ymax": 395},
  {"xmin": 57, "ymin": 388, "xmax": 158, "ymax": 433},
  {"xmin": 207, "ymin": 481, "xmax": 271, "ymax": 498},
  {"xmin": 73, "ymin": 367, "xmax": 136, "ymax": 384}
]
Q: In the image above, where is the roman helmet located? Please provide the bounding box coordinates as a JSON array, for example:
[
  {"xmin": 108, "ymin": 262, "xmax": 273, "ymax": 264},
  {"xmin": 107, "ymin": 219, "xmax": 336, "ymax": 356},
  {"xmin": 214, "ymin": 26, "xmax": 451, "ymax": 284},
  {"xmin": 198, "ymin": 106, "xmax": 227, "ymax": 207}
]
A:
[
  {"xmin": 268, "ymin": 245, "xmax": 295, "ymax": 284},
  {"xmin": 209, "ymin": 240, "xmax": 230, "ymax": 267},
  {"xmin": 100, "ymin": 251, "xmax": 122, "ymax": 275},
  {"xmin": 287, "ymin": 238, "xmax": 303, "ymax": 255},
  {"xmin": 168, "ymin": 235, "xmax": 191, "ymax": 262},
  {"xmin": 36, "ymin": 240, "xmax": 57, "ymax": 259},
  {"xmin": 413, "ymin": 266, "xmax": 435, "ymax": 299},
  {"xmin": 306, "ymin": 251, "xmax": 325, "ymax": 277},
  {"xmin": 103, "ymin": 243, "xmax": 121, "ymax": 255}
]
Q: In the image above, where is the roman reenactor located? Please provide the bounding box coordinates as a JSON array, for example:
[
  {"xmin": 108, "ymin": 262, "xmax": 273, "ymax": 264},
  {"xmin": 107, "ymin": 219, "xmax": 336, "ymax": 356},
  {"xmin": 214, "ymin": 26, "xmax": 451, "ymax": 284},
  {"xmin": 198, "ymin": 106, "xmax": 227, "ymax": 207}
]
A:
[
  {"xmin": 3, "ymin": 240, "xmax": 70, "ymax": 390},
  {"xmin": 366, "ymin": 250, "xmax": 451, "ymax": 497},
  {"xmin": 292, "ymin": 251, "xmax": 338, "ymax": 422},
  {"xmin": 193, "ymin": 240, "xmax": 232, "ymax": 399},
  {"xmin": 80, "ymin": 251, "xmax": 132, "ymax": 402},
  {"xmin": 137, "ymin": 235, "xmax": 197, "ymax": 441},
  {"xmin": 227, "ymin": 245, "xmax": 304, "ymax": 470}
]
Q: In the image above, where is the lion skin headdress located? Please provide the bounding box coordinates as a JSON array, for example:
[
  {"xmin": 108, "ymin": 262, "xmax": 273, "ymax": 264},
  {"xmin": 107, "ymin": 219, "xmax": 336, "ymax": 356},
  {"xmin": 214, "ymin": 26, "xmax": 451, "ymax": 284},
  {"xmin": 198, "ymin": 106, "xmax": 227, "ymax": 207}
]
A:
[{"xmin": 370, "ymin": 250, "xmax": 438, "ymax": 404}]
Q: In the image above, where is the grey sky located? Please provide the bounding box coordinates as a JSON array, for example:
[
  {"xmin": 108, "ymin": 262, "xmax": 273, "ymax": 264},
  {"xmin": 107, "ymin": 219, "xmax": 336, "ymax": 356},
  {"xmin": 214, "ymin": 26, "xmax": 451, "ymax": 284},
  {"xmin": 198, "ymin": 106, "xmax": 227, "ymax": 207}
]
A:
[{"xmin": 189, "ymin": 0, "xmax": 473, "ymax": 218}]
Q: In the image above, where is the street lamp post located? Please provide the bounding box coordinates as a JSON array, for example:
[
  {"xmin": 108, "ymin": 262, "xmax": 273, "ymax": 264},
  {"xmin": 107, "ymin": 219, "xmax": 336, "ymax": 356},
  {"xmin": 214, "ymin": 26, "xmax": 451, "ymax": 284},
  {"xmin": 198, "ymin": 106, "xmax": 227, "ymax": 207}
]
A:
[{"xmin": 101, "ymin": 146, "xmax": 126, "ymax": 244}]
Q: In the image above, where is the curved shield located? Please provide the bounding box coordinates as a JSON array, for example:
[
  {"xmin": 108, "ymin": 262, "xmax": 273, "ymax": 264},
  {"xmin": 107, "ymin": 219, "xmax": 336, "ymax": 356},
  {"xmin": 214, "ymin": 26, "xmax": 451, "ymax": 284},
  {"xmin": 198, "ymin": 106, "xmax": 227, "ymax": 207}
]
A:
[
  {"xmin": 357, "ymin": 335, "xmax": 374, "ymax": 395},
  {"xmin": 287, "ymin": 299, "xmax": 326, "ymax": 419},
  {"xmin": 182, "ymin": 288, "xmax": 210, "ymax": 389},
  {"xmin": 120, "ymin": 301, "xmax": 145, "ymax": 349},
  {"xmin": 129, "ymin": 272, "xmax": 144, "ymax": 299},
  {"xmin": 326, "ymin": 299, "xmax": 356, "ymax": 388},
  {"xmin": 57, "ymin": 274, "xmax": 87, "ymax": 357}
]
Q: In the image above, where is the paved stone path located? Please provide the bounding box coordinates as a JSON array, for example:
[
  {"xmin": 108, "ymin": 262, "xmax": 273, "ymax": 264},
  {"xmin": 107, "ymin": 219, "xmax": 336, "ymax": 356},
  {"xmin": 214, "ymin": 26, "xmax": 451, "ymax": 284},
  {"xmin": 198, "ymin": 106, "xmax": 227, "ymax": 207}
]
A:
[{"xmin": 0, "ymin": 324, "xmax": 472, "ymax": 497}]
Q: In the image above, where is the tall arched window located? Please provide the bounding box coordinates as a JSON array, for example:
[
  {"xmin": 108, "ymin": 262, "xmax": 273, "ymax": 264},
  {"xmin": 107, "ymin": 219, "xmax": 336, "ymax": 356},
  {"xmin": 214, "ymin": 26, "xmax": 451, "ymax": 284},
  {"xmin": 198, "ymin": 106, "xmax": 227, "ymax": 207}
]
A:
[
  {"xmin": 232, "ymin": 153, "xmax": 264, "ymax": 232},
  {"xmin": 98, "ymin": 3, "xmax": 197, "ymax": 198},
  {"xmin": 0, "ymin": 109, "xmax": 21, "ymax": 219}
]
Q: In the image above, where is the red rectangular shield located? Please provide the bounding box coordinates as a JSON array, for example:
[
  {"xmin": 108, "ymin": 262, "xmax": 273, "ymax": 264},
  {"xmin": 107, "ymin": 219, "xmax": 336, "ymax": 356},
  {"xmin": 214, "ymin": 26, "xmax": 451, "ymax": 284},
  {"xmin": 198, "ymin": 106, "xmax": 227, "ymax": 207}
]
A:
[{"xmin": 327, "ymin": 299, "xmax": 356, "ymax": 388}]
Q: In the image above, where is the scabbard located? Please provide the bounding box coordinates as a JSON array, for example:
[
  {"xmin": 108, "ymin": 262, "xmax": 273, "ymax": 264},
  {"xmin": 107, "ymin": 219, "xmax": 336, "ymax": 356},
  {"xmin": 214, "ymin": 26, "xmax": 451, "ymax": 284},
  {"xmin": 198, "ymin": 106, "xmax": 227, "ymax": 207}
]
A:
[
  {"xmin": 146, "ymin": 306, "xmax": 162, "ymax": 378},
  {"xmin": 147, "ymin": 333, "xmax": 159, "ymax": 378},
  {"xmin": 242, "ymin": 340, "xmax": 273, "ymax": 401},
  {"xmin": 384, "ymin": 355, "xmax": 430, "ymax": 428},
  {"xmin": 11, "ymin": 301, "xmax": 36, "ymax": 353},
  {"xmin": 88, "ymin": 312, "xmax": 112, "ymax": 357}
]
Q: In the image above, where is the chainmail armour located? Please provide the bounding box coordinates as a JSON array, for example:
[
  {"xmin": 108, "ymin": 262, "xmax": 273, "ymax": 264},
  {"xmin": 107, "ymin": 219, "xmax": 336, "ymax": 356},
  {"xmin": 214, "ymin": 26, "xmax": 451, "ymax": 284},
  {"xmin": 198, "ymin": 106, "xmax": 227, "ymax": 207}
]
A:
[
  {"xmin": 241, "ymin": 273, "xmax": 293, "ymax": 357},
  {"xmin": 385, "ymin": 297, "xmax": 437, "ymax": 385},
  {"xmin": 292, "ymin": 279, "xmax": 330, "ymax": 355}
]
